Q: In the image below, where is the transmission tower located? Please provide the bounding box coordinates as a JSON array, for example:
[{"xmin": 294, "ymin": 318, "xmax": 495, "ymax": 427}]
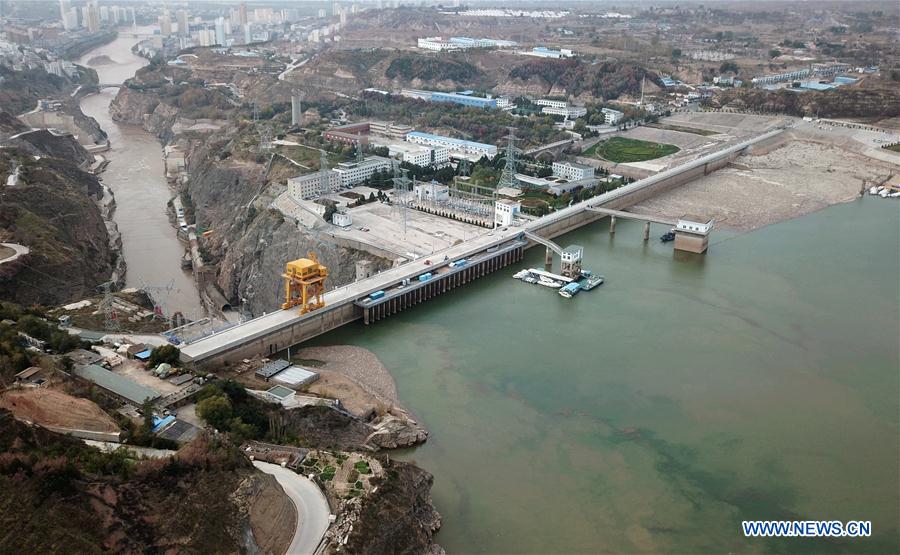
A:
[
  {"xmin": 496, "ymin": 127, "xmax": 520, "ymax": 193},
  {"xmin": 258, "ymin": 127, "xmax": 272, "ymax": 152},
  {"xmin": 99, "ymin": 281, "xmax": 121, "ymax": 333},
  {"xmin": 391, "ymin": 162, "xmax": 411, "ymax": 238},
  {"xmin": 139, "ymin": 279, "xmax": 178, "ymax": 326},
  {"xmin": 356, "ymin": 139, "xmax": 365, "ymax": 164},
  {"xmin": 457, "ymin": 158, "xmax": 471, "ymax": 177}
]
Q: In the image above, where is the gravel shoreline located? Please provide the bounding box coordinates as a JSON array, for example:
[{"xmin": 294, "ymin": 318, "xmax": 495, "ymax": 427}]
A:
[{"xmin": 294, "ymin": 345, "xmax": 399, "ymax": 406}]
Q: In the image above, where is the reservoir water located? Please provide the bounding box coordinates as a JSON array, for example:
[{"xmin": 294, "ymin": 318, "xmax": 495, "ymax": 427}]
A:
[
  {"xmin": 311, "ymin": 197, "xmax": 899, "ymax": 553},
  {"xmin": 78, "ymin": 35, "xmax": 203, "ymax": 320}
]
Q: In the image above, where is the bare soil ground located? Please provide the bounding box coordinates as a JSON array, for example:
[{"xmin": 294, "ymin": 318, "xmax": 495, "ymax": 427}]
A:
[
  {"xmin": 298, "ymin": 345, "xmax": 399, "ymax": 418},
  {"xmin": 0, "ymin": 387, "xmax": 119, "ymax": 432},
  {"xmin": 631, "ymin": 140, "xmax": 894, "ymax": 231},
  {"xmin": 0, "ymin": 245, "xmax": 14, "ymax": 261},
  {"xmin": 243, "ymin": 473, "xmax": 297, "ymax": 555}
]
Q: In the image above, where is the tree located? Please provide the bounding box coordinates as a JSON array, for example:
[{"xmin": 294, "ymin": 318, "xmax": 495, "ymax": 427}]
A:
[
  {"xmin": 197, "ymin": 395, "xmax": 233, "ymax": 429},
  {"xmin": 148, "ymin": 344, "xmax": 180, "ymax": 367},
  {"xmin": 323, "ymin": 203, "xmax": 337, "ymax": 223},
  {"xmin": 769, "ymin": 49, "xmax": 782, "ymax": 59}
]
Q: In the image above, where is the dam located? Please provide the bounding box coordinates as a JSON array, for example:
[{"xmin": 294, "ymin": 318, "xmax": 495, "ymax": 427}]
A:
[{"xmin": 179, "ymin": 127, "xmax": 786, "ymax": 369}]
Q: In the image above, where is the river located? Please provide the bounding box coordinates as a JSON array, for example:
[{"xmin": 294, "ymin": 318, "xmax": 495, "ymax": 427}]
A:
[
  {"xmin": 78, "ymin": 34, "xmax": 203, "ymax": 321},
  {"xmin": 310, "ymin": 196, "xmax": 900, "ymax": 553}
]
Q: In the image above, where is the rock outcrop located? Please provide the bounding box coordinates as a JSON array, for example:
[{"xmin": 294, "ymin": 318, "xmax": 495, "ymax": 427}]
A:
[{"xmin": 326, "ymin": 457, "xmax": 444, "ymax": 555}]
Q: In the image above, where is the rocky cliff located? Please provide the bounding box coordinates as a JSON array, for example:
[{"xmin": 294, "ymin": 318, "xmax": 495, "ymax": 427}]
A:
[
  {"xmin": 0, "ymin": 411, "xmax": 295, "ymax": 554},
  {"xmin": 326, "ymin": 457, "xmax": 444, "ymax": 555},
  {"xmin": 184, "ymin": 145, "xmax": 391, "ymax": 315},
  {"xmin": 0, "ymin": 136, "xmax": 117, "ymax": 306}
]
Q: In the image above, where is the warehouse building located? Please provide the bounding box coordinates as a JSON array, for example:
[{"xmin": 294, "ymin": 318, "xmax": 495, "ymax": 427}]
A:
[{"xmin": 73, "ymin": 364, "xmax": 160, "ymax": 406}]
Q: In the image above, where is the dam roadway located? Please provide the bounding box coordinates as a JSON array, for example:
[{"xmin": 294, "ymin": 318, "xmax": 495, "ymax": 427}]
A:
[{"xmin": 180, "ymin": 127, "xmax": 785, "ymax": 369}]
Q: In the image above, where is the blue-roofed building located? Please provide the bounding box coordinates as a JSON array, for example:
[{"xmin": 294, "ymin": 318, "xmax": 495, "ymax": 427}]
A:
[
  {"xmin": 431, "ymin": 91, "xmax": 498, "ymax": 109},
  {"xmin": 406, "ymin": 131, "xmax": 498, "ymax": 160},
  {"xmin": 833, "ymin": 76, "xmax": 859, "ymax": 85},
  {"xmin": 798, "ymin": 81, "xmax": 834, "ymax": 91}
]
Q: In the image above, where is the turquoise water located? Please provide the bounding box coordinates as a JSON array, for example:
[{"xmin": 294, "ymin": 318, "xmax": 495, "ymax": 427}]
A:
[{"xmin": 310, "ymin": 197, "xmax": 899, "ymax": 553}]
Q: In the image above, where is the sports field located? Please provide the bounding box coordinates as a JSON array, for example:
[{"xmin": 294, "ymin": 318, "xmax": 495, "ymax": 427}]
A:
[{"xmin": 585, "ymin": 137, "xmax": 680, "ymax": 163}]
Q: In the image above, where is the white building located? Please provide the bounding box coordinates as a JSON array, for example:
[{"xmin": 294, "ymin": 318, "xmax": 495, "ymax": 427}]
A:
[
  {"xmin": 601, "ymin": 107, "xmax": 624, "ymax": 125},
  {"xmin": 331, "ymin": 156, "xmax": 392, "ymax": 187},
  {"xmin": 332, "ymin": 211, "xmax": 352, "ymax": 227},
  {"xmin": 288, "ymin": 171, "xmax": 340, "ymax": 200},
  {"xmin": 494, "ymin": 199, "xmax": 520, "ymax": 227},
  {"xmin": 406, "ymin": 132, "xmax": 497, "ymax": 161},
  {"xmin": 552, "ymin": 161, "xmax": 594, "ymax": 181},
  {"xmin": 414, "ymin": 181, "xmax": 450, "ymax": 203},
  {"xmin": 370, "ymin": 137, "xmax": 449, "ymax": 167},
  {"xmin": 543, "ymin": 105, "xmax": 587, "ymax": 119},
  {"xmin": 523, "ymin": 46, "xmax": 574, "ymax": 59}
]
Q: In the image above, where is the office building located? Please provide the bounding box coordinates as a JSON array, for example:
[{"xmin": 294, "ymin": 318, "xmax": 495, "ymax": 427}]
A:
[{"xmin": 552, "ymin": 161, "xmax": 594, "ymax": 181}]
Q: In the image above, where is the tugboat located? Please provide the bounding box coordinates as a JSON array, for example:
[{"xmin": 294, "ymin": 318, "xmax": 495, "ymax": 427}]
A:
[
  {"xmin": 660, "ymin": 228, "xmax": 676, "ymax": 242},
  {"xmin": 558, "ymin": 282, "xmax": 582, "ymax": 298},
  {"xmin": 579, "ymin": 274, "xmax": 605, "ymax": 290}
]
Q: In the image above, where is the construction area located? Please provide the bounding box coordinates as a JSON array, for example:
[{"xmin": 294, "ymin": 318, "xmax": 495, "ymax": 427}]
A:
[{"xmin": 0, "ymin": 387, "xmax": 120, "ymax": 436}]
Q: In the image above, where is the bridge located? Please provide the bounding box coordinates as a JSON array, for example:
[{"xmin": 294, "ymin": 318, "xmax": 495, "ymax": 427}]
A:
[
  {"xmin": 179, "ymin": 127, "xmax": 785, "ymax": 369},
  {"xmin": 586, "ymin": 207, "xmax": 677, "ymax": 240},
  {"xmin": 524, "ymin": 138, "xmax": 575, "ymax": 158}
]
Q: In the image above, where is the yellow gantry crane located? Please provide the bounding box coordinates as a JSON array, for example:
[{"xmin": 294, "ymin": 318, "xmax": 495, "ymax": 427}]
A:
[{"xmin": 282, "ymin": 253, "xmax": 328, "ymax": 314}]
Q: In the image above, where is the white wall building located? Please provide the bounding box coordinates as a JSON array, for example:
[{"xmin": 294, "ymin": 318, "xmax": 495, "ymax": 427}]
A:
[
  {"xmin": 601, "ymin": 107, "xmax": 624, "ymax": 125},
  {"xmin": 414, "ymin": 181, "xmax": 450, "ymax": 203},
  {"xmin": 332, "ymin": 211, "xmax": 352, "ymax": 227},
  {"xmin": 288, "ymin": 171, "xmax": 340, "ymax": 200},
  {"xmin": 332, "ymin": 156, "xmax": 392, "ymax": 187},
  {"xmin": 552, "ymin": 161, "xmax": 594, "ymax": 181},
  {"xmin": 494, "ymin": 199, "xmax": 520, "ymax": 227},
  {"xmin": 406, "ymin": 132, "xmax": 497, "ymax": 161}
]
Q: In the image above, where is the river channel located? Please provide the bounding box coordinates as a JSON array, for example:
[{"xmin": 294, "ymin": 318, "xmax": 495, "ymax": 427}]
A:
[
  {"xmin": 78, "ymin": 35, "xmax": 203, "ymax": 320},
  {"xmin": 310, "ymin": 196, "xmax": 900, "ymax": 553},
  {"xmin": 74, "ymin": 33, "xmax": 898, "ymax": 555}
]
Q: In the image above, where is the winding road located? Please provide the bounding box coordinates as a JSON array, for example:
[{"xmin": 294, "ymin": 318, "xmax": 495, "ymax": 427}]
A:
[{"xmin": 253, "ymin": 461, "xmax": 331, "ymax": 555}]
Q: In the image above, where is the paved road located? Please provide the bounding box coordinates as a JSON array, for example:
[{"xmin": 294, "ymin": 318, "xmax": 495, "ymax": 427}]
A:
[{"xmin": 253, "ymin": 461, "xmax": 330, "ymax": 555}]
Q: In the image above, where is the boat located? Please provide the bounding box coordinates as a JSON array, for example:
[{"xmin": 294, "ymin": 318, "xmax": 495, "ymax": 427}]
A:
[
  {"xmin": 869, "ymin": 186, "xmax": 879, "ymax": 195},
  {"xmin": 538, "ymin": 276, "xmax": 563, "ymax": 288},
  {"xmin": 558, "ymin": 282, "xmax": 582, "ymax": 298},
  {"xmin": 513, "ymin": 269, "xmax": 530, "ymax": 280},
  {"xmin": 660, "ymin": 229, "xmax": 676, "ymax": 242},
  {"xmin": 523, "ymin": 276, "xmax": 538, "ymax": 284},
  {"xmin": 879, "ymin": 189, "xmax": 890, "ymax": 198},
  {"xmin": 579, "ymin": 275, "xmax": 605, "ymax": 290}
]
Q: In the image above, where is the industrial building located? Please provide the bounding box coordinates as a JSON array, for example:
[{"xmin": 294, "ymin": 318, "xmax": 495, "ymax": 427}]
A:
[
  {"xmin": 399, "ymin": 89, "xmax": 510, "ymax": 110},
  {"xmin": 323, "ymin": 121, "xmax": 413, "ymax": 145},
  {"xmin": 414, "ymin": 181, "xmax": 450, "ymax": 202},
  {"xmin": 494, "ymin": 199, "xmax": 521, "ymax": 227},
  {"xmin": 73, "ymin": 364, "xmax": 160, "ymax": 405},
  {"xmin": 522, "ymin": 46, "xmax": 574, "ymax": 59},
  {"xmin": 417, "ymin": 36, "xmax": 517, "ymax": 51},
  {"xmin": 406, "ymin": 131, "xmax": 498, "ymax": 161},
  {"xmin": 674, "ymin": 216, "xmax": 714, "ymax": 253}
]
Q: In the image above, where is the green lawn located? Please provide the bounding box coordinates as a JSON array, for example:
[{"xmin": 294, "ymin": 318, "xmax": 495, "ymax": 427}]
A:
[
  {"xmin": 585, "ymin": 137, "xmax": 680, "ymax": 163},
  {"xmin": 885, "ymin": 143, "xmax": 900, "ymax": 153}
]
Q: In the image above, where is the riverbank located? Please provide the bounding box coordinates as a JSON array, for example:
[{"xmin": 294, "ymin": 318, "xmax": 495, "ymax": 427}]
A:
[
  {"xmin": 77, "ymin": 34, "xmax": 204, "ymax": 320},
  {"xmin": 297, "ymin": 345, "xmax": 428, "ymax": 449},
  {"xmin": 631, "ymin": 126, "xmax": 898, "ymax": 231}
]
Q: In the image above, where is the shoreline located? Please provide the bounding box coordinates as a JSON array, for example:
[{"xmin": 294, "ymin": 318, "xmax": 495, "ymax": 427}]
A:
[{"xmin": 630, "ymin": 136, "xmax": 897, "ymax": 233}]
